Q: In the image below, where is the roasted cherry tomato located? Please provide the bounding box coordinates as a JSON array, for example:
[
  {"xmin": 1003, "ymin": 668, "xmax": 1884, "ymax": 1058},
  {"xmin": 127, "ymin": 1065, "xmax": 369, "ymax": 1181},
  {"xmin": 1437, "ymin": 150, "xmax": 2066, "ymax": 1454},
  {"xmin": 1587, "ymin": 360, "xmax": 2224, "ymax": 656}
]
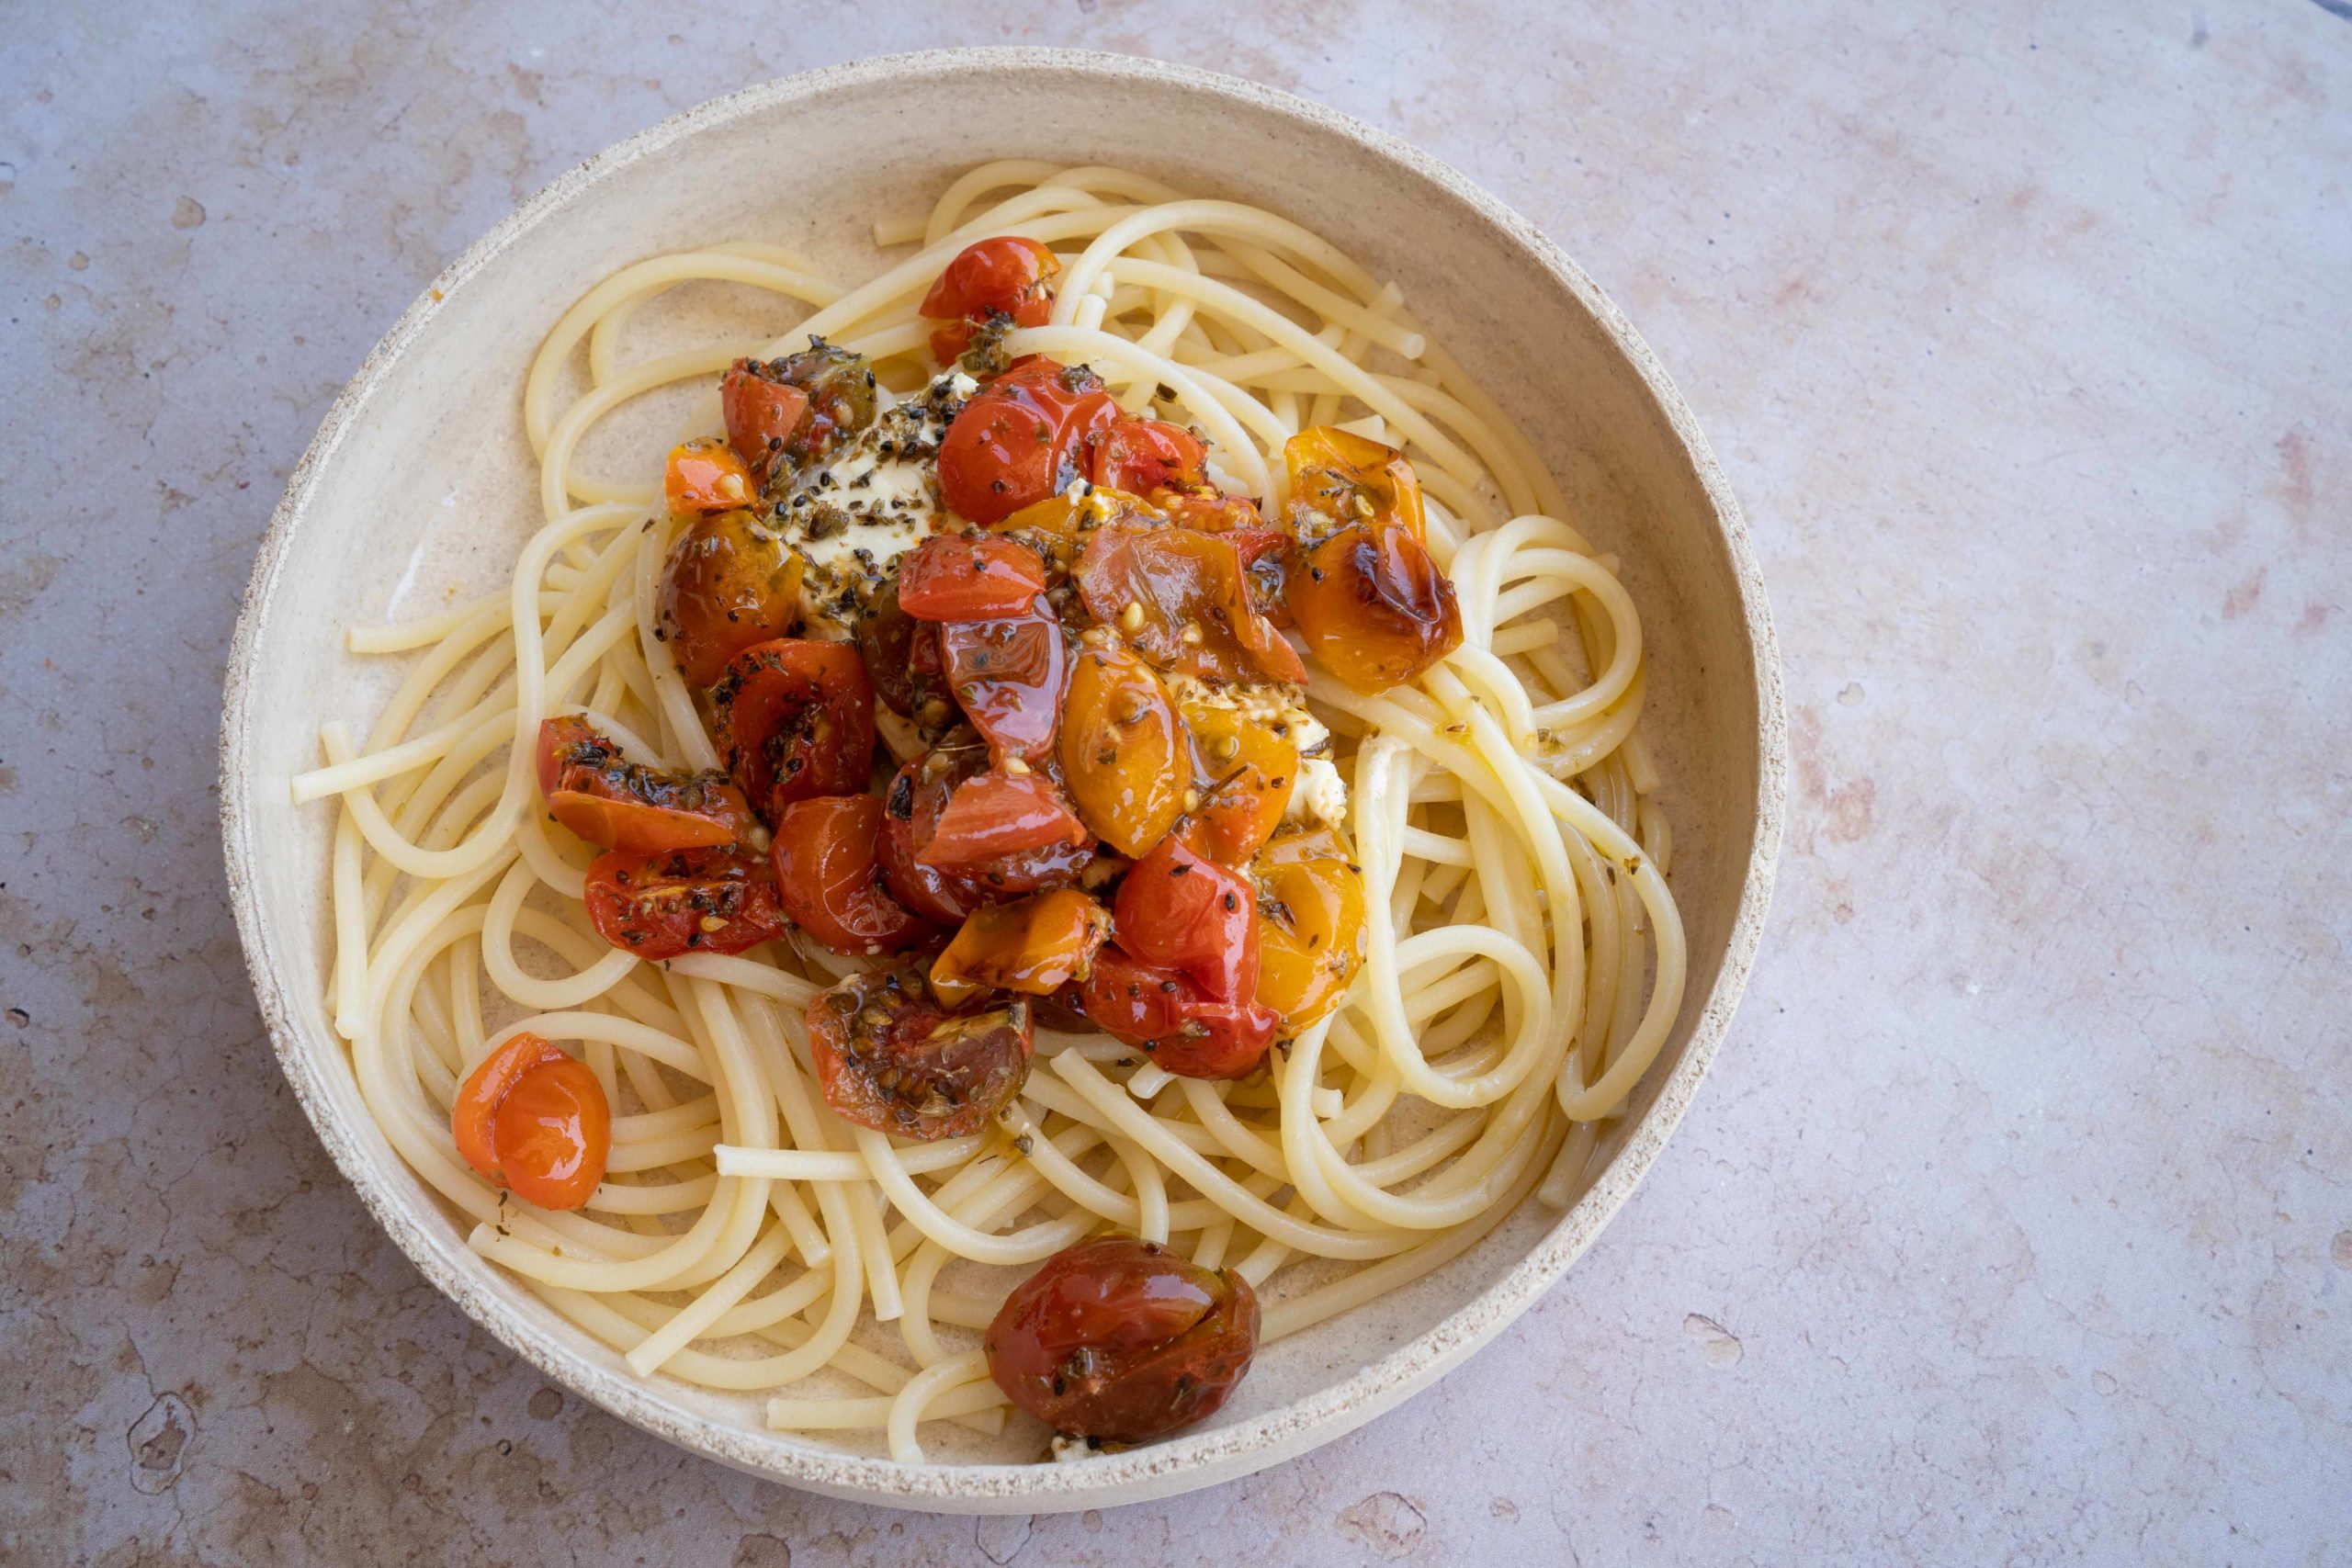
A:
[
  {"xmin": 879, "ymin": 750, "xmax": 1093, "ymax": 923},
  {"xmin": 764, "ymin": 338, "xmax": 877, "ymax": 473},
  {"xmin": 1158, "ymin": 491, "xmax": 1263, "ymax": 534},
  {"xmin": 452, "ymin": 1032, "xmax": 611, "ymax": 1211},
  {"xmin": 1164, "ymin": 691, "xmax": 1297, "ymax": 867},
  {"xmin": 854, "ymin": 576, "xmax": 956, "ymax": 734},
  {"xmin": 1114, "ymin": 834, "xmax": 1261, "ymax": 1004},
  {"xmin": 582, "ymin": 845, "xmax": 785, "ymax": 959},
  {"xmin": 1251, "ymin": 828, "xmax": 1366, "ymax": 1031},
  {"xmin": 770, "ymin": 795, "xmax": 938, "ymax": 955},
  {"xmin": 1283, "ymin": 425, "xmax": 1426, "ymax": 545},
  {"xmin": 921, "ymin": 236, "xmax": 1061, "ymax": 365},
  {"xmin": 920, "ymin": 767, "xmax": 1091, "ymax": 873},
  {"xmin": 1074, "ymin": 523, "xmax": 1306, "ymax": 686},
  {"xmin": 535, "ymin": 716, "xmax": 756, "ymax": 853},
  {"xmin": 985, "ymin": 1236, "xmax": 1260, "ymax": 1440},
  {"xmin": 938, "ymin": 357, "xmax": 1117, "ymax": 525},
  {"xmin": 940, "ymin": 608, "xmax": 1069, "ymax": 763},
  {"xmin": 720, "ymin": 359, "xmax": 812, "ymax": 485},
  {"xmin": 665, "ymin": 436, "xmax": 758, "ymax": 515},
  {"xmin": 806, "ymin": 963, "xmax": 1033, "ymax": 1140},
  {"xmin": 1090, "ymin": 416, "xmax": 1206, "ymax": 495},
  {"xmin": 709, "ymin": 639, "xmax": 876, "ymax": 821},
  {"xmin": 896, "ymin": 534, "xmax": 1050, "ymax": 622},
  {"xmin": 929, "ymin": 887, "xmax": 1111, "ymax": 1010},
  {"xmin": 1074, "ymin": 945, "xmax": 1281, "ymax": 1078},
  {"xmin": 1286, "ymin": 524, "xmax": 1462, "ymax": 694},
  {"xmin": 657, "ymin": 509, "xmax": 806, "ymax": 687},
  {"xmin": 1058, "ymin": 641, "xmax": 1187, "ymax": 858}
]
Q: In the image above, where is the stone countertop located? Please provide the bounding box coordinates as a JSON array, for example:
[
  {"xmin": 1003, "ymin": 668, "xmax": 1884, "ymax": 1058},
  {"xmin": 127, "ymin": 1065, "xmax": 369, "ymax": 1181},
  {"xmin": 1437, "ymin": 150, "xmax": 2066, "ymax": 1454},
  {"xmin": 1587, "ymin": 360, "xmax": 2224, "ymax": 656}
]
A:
[{"xmin": 3, "ymin": 4, "xmax": 2345, "ymax": 1562}]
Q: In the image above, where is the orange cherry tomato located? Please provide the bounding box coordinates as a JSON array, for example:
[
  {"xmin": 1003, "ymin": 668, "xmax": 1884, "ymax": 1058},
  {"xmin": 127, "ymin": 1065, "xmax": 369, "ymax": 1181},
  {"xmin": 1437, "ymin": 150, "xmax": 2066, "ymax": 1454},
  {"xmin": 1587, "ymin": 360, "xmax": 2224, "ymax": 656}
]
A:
[
  {"xmin": 806, "ymin": 963, "xmax": 1033, "ymax": 1140},
  {"xmin": 1251, "ymin": 829, "xmax": 1366, "ymax": 1032},
  {"xmin": 582, "ymin": 845, "xmax": 786, "ymax": 960},
  {"xmin": 1090, "ymin": 417, "xmax": 1206, "ymax": 494},
  {"xmin": 657, "ymin": 509, "xmax": 806, "ymax": 686},
  {"xmin": 929, "ymin": 887, "xmax": 1112, "ymax": 1010},
  {"xmin": 720, "ymin": 360, "xmax": 812, "ymax": 485},
  {"xmin": 534, "ymin": 716, "xmax": 756, "ymax": 853},
  {"xmin": 1282, "ymin": 425, "xmax": 1426, "ymax": 545},
  {"xmin": 986, "ymin": 1236, "xmax": 1259, "ymax": 1441},
  {"xmin": 665, "ymin": 436, "xmax": 758, "ymax": 515},
  {"xmin": 1170, "ymin": 691, "xmax": 1298, "ymax": 868},
  {"xmin": 770, "ymin": 795, "xmax": 938, "ymax": 955},
  {"xmin": 1058, "ymin": 641, "xmax": 1187, "ymax": 858},
  {"xmin": 709, "ymin": 639, "xmax": 876, "ymax": 821},
  {"xmin": 1285, "ymin": 524, "xmax": 1462, "ymax": 694},
  {"xmin": 940, "ymin": 608, "xmax": 1069, "ymax": 764},
  {"xmin": 452, "ymin": 1032, "xmax": 611, "ymax": 1212},
  {"xmin": 896, "ymin": 534, "xmax": 1050, "ymax": 622},
  {"xmin": 937, "ymin": 358, "xmax": 1117, "ymax": 525},
  {"xmin": 921, "ymin": 236, "xmax": 1061, "ymax": 364},
  {"xmin": 1073, "ymin": 523, "xmax": 1306, "ymax": 686}
]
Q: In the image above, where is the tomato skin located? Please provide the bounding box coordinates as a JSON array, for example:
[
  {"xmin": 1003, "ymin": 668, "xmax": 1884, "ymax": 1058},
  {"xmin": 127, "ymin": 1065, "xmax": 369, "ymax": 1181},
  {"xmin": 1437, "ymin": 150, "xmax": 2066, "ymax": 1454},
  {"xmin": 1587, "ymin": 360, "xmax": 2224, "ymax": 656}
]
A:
[
  {"xmin": 535, "ymin": 716, "xmax": 756, "ymax": 853},
  {"xmin": 896, "ymin": 535, "xmax": 1050, "ymax": 622},
  {"xmin": 985, "ymin": 1236, "xmax": 1260, "ymax": 1441},
  {"xmin": 1075, "ymin": 947, "xmax": 1280, "ymax": 1078},
  {"xmin": 940, "ymin": 609, "xmax": 1069, "ymax": 763},
  {"xmin": 665, "ymin": 436, "xmax": 758, "ymax": 515},
  {"xmin": 452, "ymin": 1032, "xmax": 611, "ymax": 1212},
  {"xmin": 720, "ymin": 361, "xmax": 811, "ymax": 484},
  {"xmin": 1073, "ymin": 523, "xmax": 1306, "ymax": 687},
  {"xmin": 582, "ymin": 845, "xmax": 786, "ymax": 960},
  {"xmin": 806, "ymin": 963, "xmax": 1033, "ymax": 1140},
  {"xmin": 929, "ymin": 887, "xmax": 1111, "ymax": 1009},
  {"xmin": 658, "ymin": 509, "xmax": 806, "ymax": 687},
  {"xmin": 1252, "ymin": 830, "xmax": 1366, "ymax": 1032},
  {"xmin": 919, "ymin": 768, "xmax": 1091, "ymax": 872},
  {"xmin": 1115, "ymin": 835, "xmax": 1259, "ymax": 1003},
  {"xmin": 938, "ymin": 358, "xmax": 1117, "ymax": 525},
  {"xmin": 709, "ymin": 639, "xmax": 876, "ymax": 821},
  {"xmin": 921, "ymin": 237, "xmax": 1060, "ymax": 364},
  {"xmin": 1058, "ymin": 642, "xmax": 1187, "ymax": 858},
  {"xmin": 1285, "ymin": 524, "xmax": 1462, "ymax": 694},
  {"xmin": 1090, "ymin": 417, "xmax": 1206, "ymax": 495},
  {"xmin": 770, "ymin": 795, "xmax": 939, "ymax": 954}
]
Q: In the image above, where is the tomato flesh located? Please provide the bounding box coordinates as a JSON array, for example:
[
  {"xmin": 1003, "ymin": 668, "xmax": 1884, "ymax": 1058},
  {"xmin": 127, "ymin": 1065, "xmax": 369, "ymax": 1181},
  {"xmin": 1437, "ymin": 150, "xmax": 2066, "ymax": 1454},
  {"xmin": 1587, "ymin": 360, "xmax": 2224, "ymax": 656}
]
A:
[
  {"xmin": 919, "ymin": 768, "xmax": 1091, "ymax": 873},
  {"xmin": 896, "ymin": 534, "xmax": 1050, "ymax": 622},
  {"xmin": 658, "ymin": 509, "xmax": 806, "ymax": 687},
  {"xmin": 709, "ymin": 639, "xmax": 876, "ymax": 821},
  {"xmin": 806, "ymin": 963, "xmax": 1033, "ymax": 1140},
  {"xmin": 665, "ymin": 436, "xmax": 757, "ymax": 515},
  {"xmin": 929, "ymin": 887, "xmax": 1111, "ymax": 1010},
  {"xmin": 1283, "ymin": 425, "xmax": 1426, "ymax": 545},
  {"xmin": 854, "ymin": 578, "xmax": 956, "ymax": 732},
  {"xmin": 985, "ymin": 1236, "xmax": 1260, "ymax": 1441},
  {"xmin": 1252, "ymin": 829, "xmax": 1366, "ymax": 1031},
  {"xmin": 770, "ymin": 794, "xmax": 938, "ymax": 954},
  {"xmin": 535, "ymin": 716, "xmax": 755, "ymax": 852},
  {"xmin": 1075, "ymin": 946, "xmax": 1280, "ymax": 1079},
  {"xmin": 879, "ymin": 750, "xmax": 1092, "ymax": 924},
  {"xmin": 452, "ymin": 1032, "xmax": 611, "ymax": 1212},
  {"xmin": 719, "ymin": 360, "xmax": 811, "ymax": 486},
  {"xmin": 583, "ymin": 845, "xmax": 785, "ymax": 959},
  {"xmin": 937, "ymin": 358, "xmax": 1116, "ymax": 525}
]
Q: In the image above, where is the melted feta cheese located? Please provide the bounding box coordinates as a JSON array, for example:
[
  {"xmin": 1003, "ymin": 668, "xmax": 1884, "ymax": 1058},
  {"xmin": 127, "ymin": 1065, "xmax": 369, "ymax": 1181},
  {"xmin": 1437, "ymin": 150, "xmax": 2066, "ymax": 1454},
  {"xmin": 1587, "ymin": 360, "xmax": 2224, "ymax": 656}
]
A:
[{"xmin": 1162, "ymin": 671, "xmax": 1347, "ymax": 829}]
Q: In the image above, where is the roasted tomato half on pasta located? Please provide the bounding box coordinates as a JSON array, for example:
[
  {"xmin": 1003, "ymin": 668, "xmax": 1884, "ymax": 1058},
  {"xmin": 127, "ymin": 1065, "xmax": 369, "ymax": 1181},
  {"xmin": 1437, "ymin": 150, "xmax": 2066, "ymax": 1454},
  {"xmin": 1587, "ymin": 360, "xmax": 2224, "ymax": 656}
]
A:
[
  {"xmin": 921, "ymin": 236, "xmax": 1061, "ymax": 366},
  {"xmin": 582, "ymin": 844, "xmax": 786, "ymax": 959},
  {"xmin": 535, "ymin": 716, "xmax": 756, "ymax": 853},
  {"xmin": 451, "ymin": 1033, "xmax": 611, "ymax": 1212},
  {"xmin": 806, "ymin": 963, "xmax": 1035, "ymax": 1140}
]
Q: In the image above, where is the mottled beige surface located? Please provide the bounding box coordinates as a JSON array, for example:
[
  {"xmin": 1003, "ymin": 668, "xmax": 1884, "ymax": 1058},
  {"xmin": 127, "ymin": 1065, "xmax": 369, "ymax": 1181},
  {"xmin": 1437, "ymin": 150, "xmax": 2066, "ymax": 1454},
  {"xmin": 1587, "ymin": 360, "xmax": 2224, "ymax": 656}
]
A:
[{"xmin": 2, "ymin": 3, "xmax": 2345, "ymax": 1564}]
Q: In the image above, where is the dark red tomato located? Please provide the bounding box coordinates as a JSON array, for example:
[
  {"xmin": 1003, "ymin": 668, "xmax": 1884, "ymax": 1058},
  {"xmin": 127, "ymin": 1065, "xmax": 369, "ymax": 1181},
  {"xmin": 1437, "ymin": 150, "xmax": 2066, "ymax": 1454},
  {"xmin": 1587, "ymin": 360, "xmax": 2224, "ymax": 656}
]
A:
[
  {"xmin": 922, "ymin": 236, "xmax": 1061, "ymax": 365},
  {"xmin": 896, "ymin": 535, "xmax": 1049, "ymax": 622},
  {"xmin": 535, "ymin": 716, "xmax": 756, "ymax": 853},
  {"xmin": 720, "ymin": 359, "xmax": 812, "ymax": 484},
  {"xmin": 665, "ymin": 437, "xmax": 758, "ymax": 515},
  {"xmin": 770, "ymin": 795, "xmax": 938, "ymax": 955},
  {"xmin": 1285, "ymin": 525, "xmax": 1462, "ymax": 694},
  {"xmin": 854, "ymin": 578, "xmax": 956, "ymax": 731},
  {"xmin": 940, "ymin": 609, "xmax": 1069, "ymax": 763},
  {"xmin": 451, "ymin": 1032, "xmax": 612, "ymax": 1212},
  {"xmin": 1073, "ymin": 523, "xmax": 1306, "ymax": 686},
  {"xmin": 709, "ymin": 639, "xmax": 876, "ymax": 821},
  {"xmin": 583, "ymin": 845, "xmax": 786, "ymax": 960},
  {"xmin": 658, "ymin": 509, "xmax": 806, "ymax": 687},
  {"xmin": 928, "ymin": 887, "xmax": 1111, "ymax": 1010},
  {"xmin": 765, "ymin": 339, "xmax": 878, "ymax": 472},
  {"xmin": 985, "ymin": 1236, "xmax": 1260, "ymax": 1441},
  {"xmin": 920, "ymin": 768, "xmax": 1091, "ymax": 873},
  {"xmin": 1114, "ymin": 832, "xmax": 1259, "ymax": 1003},
  {"xmin": 938, "ymin": 357, "xmax": 1117, "ymax": 525},
  {"xmin": 1074, "ymin": 946, "xmax": 1280, "ymax": 1079},
  {"xmin": 806, "ymin": 963, "xmax": 1033, "ymax": 1140},
  {"xmin": 1090, "ymin": 417, "xmax": 1206, "ymax": 494}
]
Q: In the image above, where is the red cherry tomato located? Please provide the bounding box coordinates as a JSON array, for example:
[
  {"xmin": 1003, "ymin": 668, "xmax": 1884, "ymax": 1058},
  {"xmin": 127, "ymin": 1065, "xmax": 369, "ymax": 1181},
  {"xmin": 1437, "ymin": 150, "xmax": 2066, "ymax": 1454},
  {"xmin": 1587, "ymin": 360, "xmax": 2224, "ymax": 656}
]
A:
[
  {"xmin": 985, "ymin": 1236, "xmax": 1260, "ymax": 1441},
  {"xmin": 1090, "ymin": 417, "xmax": 1206, "ymax": 494},
  {"xmin": 940, "ymin": 609, "xmax": 1069, "ymax": 763},
  {"xmin": 1073, "ymin": 522, "xmax": 1306, "ymax": 686},
  {"xmin": 895, "ymin": 535, "xmax": 1050, "ymax": 622},
  {"xmin": 452, "ymin": 1032, "xmax": 612, "ymax": 1211},
  {"xmin": 921, "ymin": 236, "xmax": 1060, "ymax": 364},
  {"xmin": 1073, "ymin": 946, "xmax": 1280, "ymax": 1079},
  {"xmin": 770, "ymin": 795, "xmax": 939, "ymax": 955},
  {"xmin": 938, "ymin": 358, "xmax": 1117, "ymax": 525},
  {"xmin": 534, "ymin": 716, "xmax": 756, "ymax": 853},
  {"xmin": 878, "ymin": 751, "xmax": 1093, "ymax": 924},
  {"xmin": 709, "ymin": 639, "xmax": 876, "ymax": 821},
  {"xmin": 919, "ymin": 768, "xmax": 1091, "ymax": 874},
  {"xmin": 582, "ymin": 845, "xmax": 786, "ymax": 960},
  {"xmin": 720, "ymin": 360, "xmax": 812, "ymax": 485},
  {"xmin": 806, "ymin": 963, "xmax": 1034, "ymax": 1140},
  {"xmin": 1114, "ymin": 834, "xmax": 1259, "ymax": 1002},
  {"xmin": 664, "ymin": 437, "xmax": 758, "ymax": 515}
]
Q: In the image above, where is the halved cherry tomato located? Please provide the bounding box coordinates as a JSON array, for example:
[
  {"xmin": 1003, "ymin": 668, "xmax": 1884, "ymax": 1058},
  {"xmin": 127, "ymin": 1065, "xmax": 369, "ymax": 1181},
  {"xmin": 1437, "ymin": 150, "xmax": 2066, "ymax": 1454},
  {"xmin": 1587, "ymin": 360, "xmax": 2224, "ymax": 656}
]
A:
[
  {"xmin": 896, "ymin": 535, "xmax": 1049, "ymax": 622},
  {"xmin": 938, "ymin": 357, "xmax": 1117, "ymax": 525},
  {"xmin": 920, "ymin": 768, "xmax": 1091, "ymax": 873},
  {"xmin": 534, "ymin": 716, "xmax": 756, "ymax": 853},
  {"xmin": 1285, "ymin": 524, "xmax": 1462, "ymax": 694},
  {"xmin": 709, "ymin": 639, "xmax": 876, "ymax": 820},
  {"xmin": 765, "ymin": 339, "xmax": 878, "ymax": 471},
  {"xmin": 1167, "ymin": 692, "xmax": 1297, "ymax": 867},
  {"xmin": 940, "ymin": 609, "xmax": 1069, "ymax": 762},
  {"xmin": 1074, "ymin": 946, "xmax": 1281, "ymax": 1078},
  {"xmin": 665, "ymin": 436, "xmax": 758, "ymax": 515},
  {"xmin": 1090, "ymin": 417, "xmax": 1206, "ymax": 495},
  {"xmin": 1073, "ymin": 523, "xmax": 1306, "ymax": 686},
  {"xmin": 452, "ymin": 1032, "xmax": 611, "ymax": 1211},
  {"xmin": 879, "ymin": 750, "xmax": 1093, "ymax": 922},
  {"xmin": 658, "ymin": 509, "xmax": 806, "ymax": 686},
  {"xmin": 929, "ymin": 888, "xmax": 1111, "ymax": 1009},
  {"xmin": 921, "ymin": 236, "xmax": 1061, "ymax": 365},
  {"xmin": 806, "ymin": 963, "xmax": 1033, "ymax": 1140},
  {"xmin": 1058, "ymin": 641, "xmax": 1187, "ymax": 858},
  {"xmin": 1115, "ymin": 834, "xmax": 1259, "ymax": 1003},
  {"xmin": 720, "ymin": 359, "xmax": 812, "ymax": 485},
  {"xmin": 1283, "ymin": 425, "xmax": 1426, "ymax": 545},
  {"xmin": 770, "ymin": 795, "xmax": 938, "ymax": 955},
  {"xmin": 583, "ymin": 845, "xmax": 786, "ymax": 959},
  {"xmin": 1252, "ymin": 828, "xmax": 1366, "ymax": 1031},
  {"xmin": 986, "ymin": 1235, "xmax": 1259, "ymax": 1441},
  {"xmin": 855, "ymin": 577, "xmax": 956, "ymax": 732}
]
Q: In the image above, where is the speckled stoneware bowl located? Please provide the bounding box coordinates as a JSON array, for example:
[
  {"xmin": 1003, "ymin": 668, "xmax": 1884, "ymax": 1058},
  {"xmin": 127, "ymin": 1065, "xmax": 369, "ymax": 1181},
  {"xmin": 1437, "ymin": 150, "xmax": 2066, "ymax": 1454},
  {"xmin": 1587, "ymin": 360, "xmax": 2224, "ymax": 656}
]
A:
[{"xmin": 220, "ymin": 49, "xmax": 1785, "ymax": 1512}]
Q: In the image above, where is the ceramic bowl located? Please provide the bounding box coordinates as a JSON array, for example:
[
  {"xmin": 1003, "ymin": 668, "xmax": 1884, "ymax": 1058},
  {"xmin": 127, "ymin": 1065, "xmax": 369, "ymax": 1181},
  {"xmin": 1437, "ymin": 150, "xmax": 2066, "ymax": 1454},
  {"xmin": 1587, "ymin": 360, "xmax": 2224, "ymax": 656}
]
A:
[{"xmin": 220, "ymin": 48, "xmax": 1785, "ymax": 1513}]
